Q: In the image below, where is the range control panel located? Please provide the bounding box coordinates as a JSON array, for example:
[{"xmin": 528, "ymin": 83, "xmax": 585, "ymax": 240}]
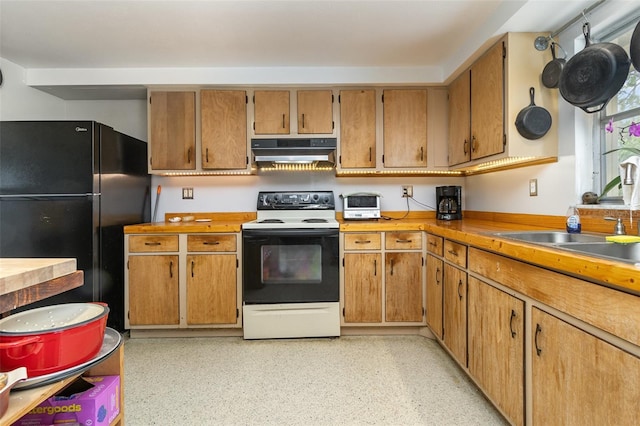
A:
[{"xmin": 257, "ymin": 191, "xmax": 335, "ymax": 210}]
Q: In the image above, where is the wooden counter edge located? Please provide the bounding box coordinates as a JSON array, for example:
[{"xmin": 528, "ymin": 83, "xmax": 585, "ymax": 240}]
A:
[{"xmin": 0, "ymin": 270, "xmax": 84, "ymax": 314}]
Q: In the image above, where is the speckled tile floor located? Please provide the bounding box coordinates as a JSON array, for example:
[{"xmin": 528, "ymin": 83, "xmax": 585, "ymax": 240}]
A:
[{"xmin": 123, "ymin": 335, "xmax": 507, "ymax": 425}]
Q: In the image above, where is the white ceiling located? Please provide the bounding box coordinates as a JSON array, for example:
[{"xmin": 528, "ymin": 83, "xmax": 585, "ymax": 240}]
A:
[{"xmin": 0, "ymin": 0, "xmax": 616, "ymax": 99}]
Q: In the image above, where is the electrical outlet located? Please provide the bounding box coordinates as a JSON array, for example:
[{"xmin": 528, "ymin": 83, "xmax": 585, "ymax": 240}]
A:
[
  {"xmin": 529, "ymin": 179, "xmax": 538, "ymax": 196},
  {"xmin": 402, "ymin": 185, "xmax": 413, "ymax": 198},
  {"xmin": 182, "ymin": 187, "xmax": 194, "ymax": 199}
]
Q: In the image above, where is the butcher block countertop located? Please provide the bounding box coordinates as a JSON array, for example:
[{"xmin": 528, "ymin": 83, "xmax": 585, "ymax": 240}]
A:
[{"xmin": 124, "ymin": 211, "xmax": 639, "ymax": 295}]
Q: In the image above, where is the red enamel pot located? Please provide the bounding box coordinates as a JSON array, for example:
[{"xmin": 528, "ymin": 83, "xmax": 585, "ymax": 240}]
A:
[{"xmin": 0, "ymin": 303, "xmax": 109, "ymax": 378}]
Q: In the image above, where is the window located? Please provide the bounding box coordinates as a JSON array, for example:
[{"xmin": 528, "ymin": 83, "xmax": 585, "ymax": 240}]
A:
[{"xmin": 597, "ymin": 23, "xmax": 640, "ymax": 199}]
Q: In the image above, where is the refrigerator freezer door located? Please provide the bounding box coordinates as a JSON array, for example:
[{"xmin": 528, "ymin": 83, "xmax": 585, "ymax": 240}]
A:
[
  {"xmin": 0, "ymin": 195, "xmax": 99, "ymax": 303},
  {"xmin": 0, "ymin": 121, "xmax": 97, "ymax": 195}
]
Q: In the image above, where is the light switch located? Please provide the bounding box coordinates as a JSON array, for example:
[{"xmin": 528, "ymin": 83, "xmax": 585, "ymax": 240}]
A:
[{"xmin": 529, "ymin": 179, "xmax": 538, "ymax": 196}]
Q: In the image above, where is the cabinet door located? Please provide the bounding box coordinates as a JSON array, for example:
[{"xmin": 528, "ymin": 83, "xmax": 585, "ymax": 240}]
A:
[
  {"xmin": 343, "ymin": 253, "xmax": 382, "ymax": 323},
  {"xmin": 339, "ymin": 89, "xmax": 376, "ymax": 168},
  {"xmin": 426, "ymin": 254, "xmax": 443, "ymax": 339},
  {"xmin": 297, "ymin": 90, "xmax": 334, "ymax": 134},
  {"xmin": 443, "ymin": 263, "xmax": 467, "ymax": 366},
  {"xmin": 532, "ymin": 308, "xmax": 640, "ymax": 425},
  {"xmin": 254, "ymin": 90, "xmax": 290, "ymax": 134},
  {"xmin": 468, "ymin": 277, "xmax": 524, "ymax": 426},
  {"xmin": 471, "ymin": 41, "xmax": 504, "ymax": 160},
  {"xmin": 201, "ymin": 90, "xmax": 247, "ymax": 169},
  {"xmin": 448, "ymin": 70, "xmax": 471, "ymax": 166},
  {"xmin": 128, "ymin": 255, "xmax": 179, "ymax": 325},
  {"xmin": 382, "ymin": 89, "xmax": 428, "ymax": 168},
  {"xmin": 186, "ymin": 254, "xmax": 237, "ymax": 325},
  {"xmin": 149, "ymin": 91, "xmax": 196, "ymax": 170},
  {"xmin": 385, "ymin": 252, "xmax": 423, "ymax": 322}
]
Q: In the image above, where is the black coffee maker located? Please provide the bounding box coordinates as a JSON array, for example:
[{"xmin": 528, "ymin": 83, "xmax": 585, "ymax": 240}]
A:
[{"xmin": 436, "ymin": 186, "xmax": 462, "ymax": 220}]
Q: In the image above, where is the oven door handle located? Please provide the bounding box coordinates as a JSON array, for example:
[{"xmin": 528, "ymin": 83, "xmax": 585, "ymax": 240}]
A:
[{"xmin": 243, "ymin": 228, "xmax": 339, "ymax": 237}]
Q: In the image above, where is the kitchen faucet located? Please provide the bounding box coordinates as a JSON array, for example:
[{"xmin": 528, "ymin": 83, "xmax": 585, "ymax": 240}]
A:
[{"xmin": 604, "ymin": 217, "xmax": 626, "ymax": 235}]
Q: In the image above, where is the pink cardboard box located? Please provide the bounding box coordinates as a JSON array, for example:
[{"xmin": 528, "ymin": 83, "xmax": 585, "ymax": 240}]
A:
[{"xmin": 14, "ymin": 375, "xmax": 120, "ymax": 426}]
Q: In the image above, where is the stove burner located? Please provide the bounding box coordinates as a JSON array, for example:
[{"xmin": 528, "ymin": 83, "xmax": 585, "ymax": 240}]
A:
[
  {"xmin": 259, "ymin": 219, "xmax": 284, "ymax": 224},
  {"xmin": 303, "ymin": 218, "xmax": 328, "ymax": 223}
]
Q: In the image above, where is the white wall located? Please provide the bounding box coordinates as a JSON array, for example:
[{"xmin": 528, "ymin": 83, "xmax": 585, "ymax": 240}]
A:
[{"xmin": 0, "ymin": 58, "xmax": 147, "ymax": 139}]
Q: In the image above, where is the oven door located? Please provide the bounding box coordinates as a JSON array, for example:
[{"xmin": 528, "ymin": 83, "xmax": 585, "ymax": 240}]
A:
[{"xmin": 242, "ymin": 228, "xmax": 339, "ymax": 304}]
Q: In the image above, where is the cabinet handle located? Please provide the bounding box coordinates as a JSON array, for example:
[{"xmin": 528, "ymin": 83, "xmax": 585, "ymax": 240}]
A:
[
  {"xmin": 420, "ymin": 146, "xmax": 424, "ymax": 161},
  {"xmin": 390, "ymin": 258, "xmax": 394, "ymax": 276},
  {"xmin": 463, "ymin": 139, "xmax": 469, "ymax": 155},
  {"xmin": 355, "ymin": 240, "xmax": 371, "ymax": 244},
  {"xmin": 435, "ymin": 267, "xmax": 441, "ymax": 285},
  {"xmin": 447, "ymin": 249, "xmax": 458, "ymax": 257},
  {"xmin": 396, "ymin": 239, "xmax": 412, "ymax": 243},
  {"xmin": 509, "ymin": 310, "xmax": 517, "ymax": 338},
  {"xmin": 457, "ymin": 279, "xmax": 463, "ymax": 300},
  {"xmin": 187, "ymin": 147, "xmax": 192, "ymax": 163},
  {"xmin": 369, "ymin": 147, "xmax": 372, "ymax": 162},
  {"xmin": 471, "ymin": 135, "xmax": 478, "ymax": 152},
  {"xmin": 301, "ymin": 113, "xmax": 305, "ymax": 128},
  {"xmin": 203, "ymin": 241, "xmax": 220, "ymax": 245},
  {"xmin": 373, "ymin": 259, "xmax": 377, "ymax": 276},
  {"xmin": 191, "ymin": 260, "xmax": 195, "ymax": 277},
  {"xmin": 169, "ymin": 261, "xmax": 174, "ymax": 278},
  {"xmin": 282, "ymin": 114, "xmax": 286, "ymax": 129},
  {"xmin": 206, "ymin": 148, "xmax": 209, "ymax": 163},
  {"xmin": 534, "ymin": 324, "xmax": 542, "ymax": 356},
  {"xmin": 144, "ymin": 242, "xmax": 161, "ymax": 246}
]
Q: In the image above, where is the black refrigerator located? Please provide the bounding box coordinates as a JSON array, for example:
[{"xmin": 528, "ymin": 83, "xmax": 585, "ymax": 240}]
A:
[{"xmin": 0, "ymin": 121, "xmax": 151, "ymax": 330}]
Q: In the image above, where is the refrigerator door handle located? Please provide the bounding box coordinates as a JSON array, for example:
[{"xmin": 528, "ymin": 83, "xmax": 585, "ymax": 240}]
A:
[{"xmin": 0, "ymin": 193, "xmax": 99, "ymax": 198}]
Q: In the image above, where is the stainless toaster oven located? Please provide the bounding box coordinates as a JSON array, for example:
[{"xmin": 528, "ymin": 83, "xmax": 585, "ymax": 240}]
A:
[{"xmin": 342, "ymin": 193, "xmax": 381, "ymax": 220}]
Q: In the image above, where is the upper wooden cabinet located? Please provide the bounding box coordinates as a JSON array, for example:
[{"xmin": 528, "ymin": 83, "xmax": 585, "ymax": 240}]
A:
[
  {"xmin": 201, "ymin": 90, "xmax": 247, "ymax": 170},
  {"xmin": 149, "ymin": 91, "xmax": 196, "ymax": 170},
  {"xmin": 339, "ymin": 89, "xmax": 376, "ymax": 169},
  {"xmin": 382, "ymin": 89, "xmax": 428, "ymax": 168},
  {"xmin": 253, "ymin": 90, "xmax": 290, "ymax": 135},
  {"xmin": 471, "ymin": 40, "xmax": 505, "ymax": 160},
  {"xmin": 447, "ymin": 33, "xmax": 558, "ymax": 170},
  {"xmin": 448, "ymin": 70, "xmax": 471, "ymax": 166},
  {"xmin": 297, "ymin": 90, "xmax": 334, "ymax": 134}
]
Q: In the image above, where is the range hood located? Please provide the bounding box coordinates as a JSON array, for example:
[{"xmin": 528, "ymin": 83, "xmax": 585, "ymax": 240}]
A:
[{"xmin": 251, "ymin": 138, "xmax": 337, "ymax": 170}]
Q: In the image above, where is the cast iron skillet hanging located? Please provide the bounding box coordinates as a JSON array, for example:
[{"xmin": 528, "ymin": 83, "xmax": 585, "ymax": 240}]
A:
[
  {"xmin": 515, "ymin": 87, "xmax": 552, "ymax": 140},
  {"xmin": 631, "ymin": 19, "xmax": 640, "ymax": 71},
  {"xmin": 542, "ymin": 42, "xmax": 566, "ymax": 89},
  {"xmin": 559, "ymin": 22, "xmax": 630, "ymax": 113}
]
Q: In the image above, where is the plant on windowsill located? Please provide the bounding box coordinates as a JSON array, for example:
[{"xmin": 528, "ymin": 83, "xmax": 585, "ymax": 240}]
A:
[{"xmin": 599, "ymin": 120, "xmax": 640, "ymax": 200}]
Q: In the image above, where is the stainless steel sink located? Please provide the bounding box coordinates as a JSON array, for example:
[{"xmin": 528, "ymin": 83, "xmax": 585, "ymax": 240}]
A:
[
  {"xmin": 554, "ymin": 242, "xmax": 640, "ymax": 264},
  {"xmin": 491, "ymin": 231, "xmax": 607, "ymax": 244}
]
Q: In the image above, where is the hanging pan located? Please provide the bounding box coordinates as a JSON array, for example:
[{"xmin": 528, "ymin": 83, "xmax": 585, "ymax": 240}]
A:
[
  {"xmin": 631, "ymin": 19, "xmax": 640, "ymax": 71},
  {"xmin": 542, "ymin": 42, "xmax": 566, "ymax": 89},
  {"xmin": 559, "ymin": 22, "xmax": 630, "ymax": 113},
  {"xmin": 515, "ymin": 87, "xmax": 552, "ymax": 140}
]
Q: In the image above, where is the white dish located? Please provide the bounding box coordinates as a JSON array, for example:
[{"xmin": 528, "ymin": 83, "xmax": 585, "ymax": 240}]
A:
[
  {"xmin": 12, "ymin": 327, "xmax": 122, "ymax": 390},
  {"xmin": 168, "ymin": 217, "xmax": 181, "ymax": 223}
]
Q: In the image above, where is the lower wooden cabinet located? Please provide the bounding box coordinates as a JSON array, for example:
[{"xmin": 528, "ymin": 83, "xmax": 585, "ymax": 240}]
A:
[
  {"xmin": 125, "ymin": 233, "xmax": 241, "ymax": 330},
  {"xmin": 468, "ymin": 276, "xmax": 524, "ymax": 426},
  {"xmin": 532, "ymin": 307, "xmax": 640, "ymax": 425},
  {"xmin": 443, "ymin": 263, "xmax": 467, "ymax": 366},
  {"xmin": 343, "ymin": 253, "xmax": 382, "ymax": 322},
  {"xmin": 342, "ymin": 231, "xmax": 425, "ymax": 326},
  {"xmin": 127, "ymin": 254, "xmax": 180, "ymax": 326},
  {"xmin": 186, "ymin": 254, "xmax": 237, "ymax": 325},
  {"xmin": 425, "ymin": 253, "xmax": 443, "ymax": 338}
]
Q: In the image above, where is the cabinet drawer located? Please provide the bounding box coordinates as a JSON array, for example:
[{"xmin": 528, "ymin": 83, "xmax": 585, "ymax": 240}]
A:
[
  {"xmin": 187, "ymin": 234, "xmax": 236, "ymax": 252},
  {"xmin": 129, "ymin": 235, "xmax": 179, "ymax": 252},
  {"xmin": 444, "ymin": 240, "xmax": 467, "ymax": 267},
  {"xmin": 426, "ymin": 234, "xmax": 443, "ymax": 255},
  {"xmin": 344, "ymin": 233, "xmax": 381, "ymax": 250},
  {"xmin": 385, "ymin": 232, "xmax": 422, "ymax": 250}
]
